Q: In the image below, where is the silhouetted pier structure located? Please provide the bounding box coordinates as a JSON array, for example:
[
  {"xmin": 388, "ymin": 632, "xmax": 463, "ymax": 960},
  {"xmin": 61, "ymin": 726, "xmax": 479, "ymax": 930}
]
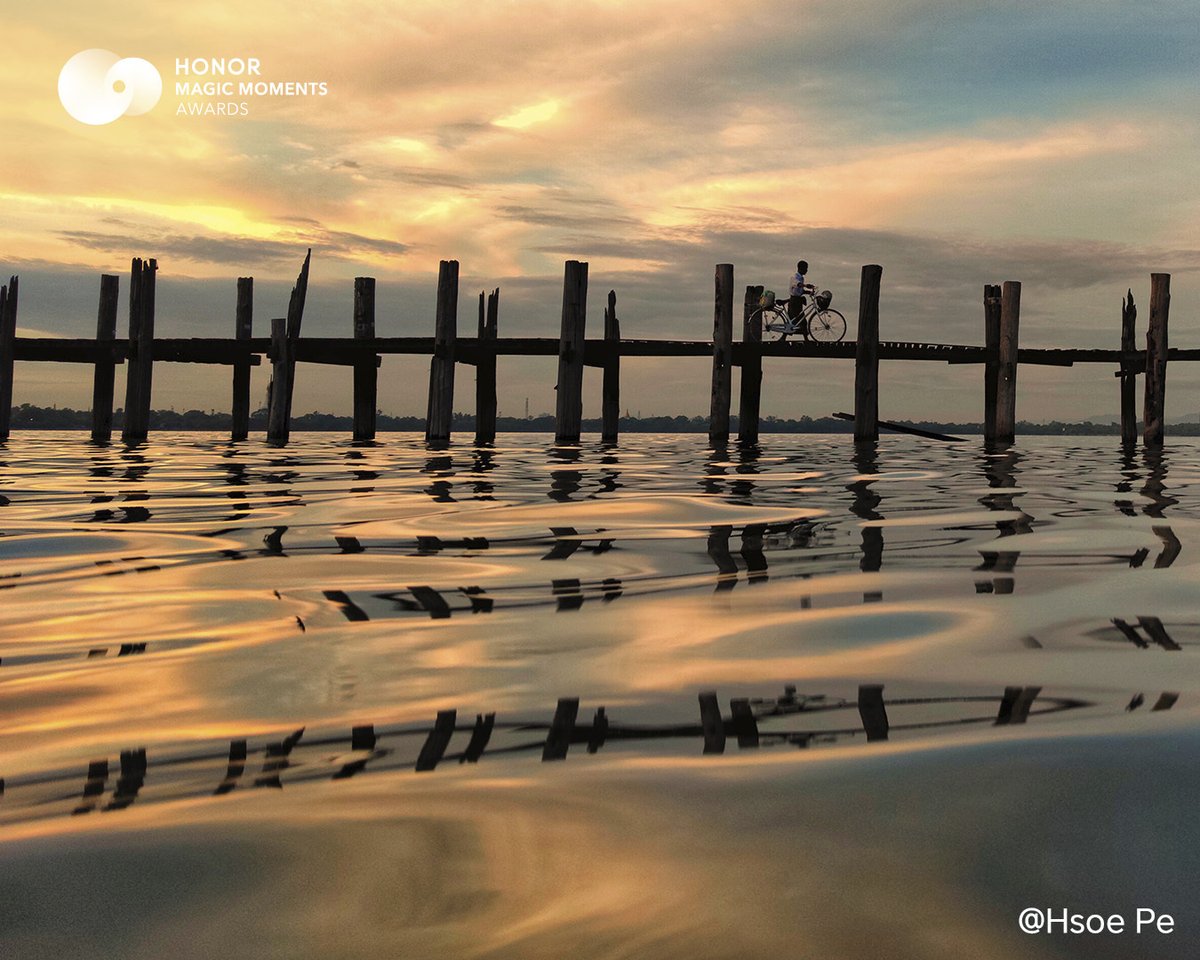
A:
[{"xmin": 0, "ymin": 255, "xmax": 1181, "ymax": 447}]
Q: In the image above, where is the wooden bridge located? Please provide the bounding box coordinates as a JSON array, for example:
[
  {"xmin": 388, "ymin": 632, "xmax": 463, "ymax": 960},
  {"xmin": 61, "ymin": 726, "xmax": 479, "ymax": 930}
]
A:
[{"xmin": 0, "ymin": 253, "xmax": 1176, "ymax": 447}]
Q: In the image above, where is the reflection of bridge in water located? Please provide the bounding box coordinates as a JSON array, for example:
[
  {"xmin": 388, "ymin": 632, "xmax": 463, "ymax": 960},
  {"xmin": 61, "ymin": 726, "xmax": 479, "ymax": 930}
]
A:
[{"xmin": 4, "ymin": 683, "xmax": 1152, "ymax": 825}]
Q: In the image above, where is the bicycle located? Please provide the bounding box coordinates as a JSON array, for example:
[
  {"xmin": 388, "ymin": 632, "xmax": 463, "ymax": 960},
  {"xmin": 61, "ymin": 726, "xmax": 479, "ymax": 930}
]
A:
[{"xmin": 752, "ymin": 288, "xmax": 847, "ymax": 342}]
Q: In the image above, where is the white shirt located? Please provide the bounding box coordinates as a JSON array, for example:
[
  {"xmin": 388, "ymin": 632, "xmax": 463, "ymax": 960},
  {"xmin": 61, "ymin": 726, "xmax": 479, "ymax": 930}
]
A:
[{"xmin": 789, "ymin": 272, "xmax": 806, "ymax": 297}]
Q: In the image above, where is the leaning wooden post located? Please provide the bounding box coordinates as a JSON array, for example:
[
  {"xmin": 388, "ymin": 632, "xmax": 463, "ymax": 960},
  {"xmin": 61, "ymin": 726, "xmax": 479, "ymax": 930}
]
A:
[
  {"xmin": 708, "ymin": 264, "xmax": 734, "ymax": 446},
  {"xmin": 121, "ymin": 258, "xmax": 157, "ymax": 443},
  {"xmin": 1143, "ymin": 273, "xmax": 1171, "ymax": 446},
  {"xmin": 0, "ymin": 276, "xmax": 17, "ymax": 441},
  {"xmin": 425, "ymin": 259, "xmax": 459, "ymax": 445},
  {"xmin": 993, "ymin": 280, "xmax": 1021, "ymax": 446},
  {"xmin": 554, "ymin": 260, "xmax": 587, "ymax": 445},
  {"xmin": 474, "ymin": 287, "xmax": 499, "ymax": 445},
  {"xmin": 737, "ymin": 284, "xmax": 764, "ymax": 444},
  {"xmin": 982, "ymin": 284, "xmax": 1002, "ymax": 443},
  {"xmin": 1119, "ymin": 290, "xmax": 1137, "ymax": 444},
  {"xmin": 601, "ymin": 290, "xmax": 620, "ymax": 444},
  {"xmin": 854, "ymin": 264, "xmax": 883, "ymax": 442},
  {"xmin": 352, "ymin": 277, "xmax": 377, "ymax": 441},
  {"xmin": 230, "ymin": 277, "xmax": 253, "ymax": 441},
  {"xmin": 90, "ymin": 275, "xmax": 119, "ymax": 443},
  {"xmin": 266, "ymin": 317, "xmax": 292, "ymax": 444}
]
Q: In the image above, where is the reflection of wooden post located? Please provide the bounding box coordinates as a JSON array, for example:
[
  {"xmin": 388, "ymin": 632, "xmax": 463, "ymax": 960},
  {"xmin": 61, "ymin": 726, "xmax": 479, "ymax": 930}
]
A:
[
  {"xmin": 0, "ymin": 276, "xmax": 16, "ymax": 441},
  {"xmin": 122, "ymin": 258, "xmax": 157, "ymax": 443},
  {"xmin": 1119, "ymin": 290, "xmax": 1137, "ymax": 444},
  {"xmin": 698, "ymin": 691, "xmax": 726, "ymax": 754},
  {"xmin": 230, "ymin": 277, "xmax": 253, "ymax": 441},
  {"xmin": 858, "ymin": 684, "xmax": 889, "ymax": 741},
  {"xmin": 982, "ymin": 284, "xmax": 1001, "ymax": 443},
  {"xmin": 1143, "ymin": 273, "xmax": 1170, "ymax": 446},
  {"xmin": 555, "ymin": 261, "xmax": 587, "ymax": 445},
  {"xmin": 738, "ymin": 284, "xmax": 763, "ymax": 444},
  {"xmin": 426, "ymin": 260, "xmax": 459, "ymax": 446},
  {"xmin": 994, "ymin": 280, "xmax": 1021, "ymax": 445},
  {"xmin": 709, "ymin": 264, "xmax": 734, "ymax": 445},
  {"xmin": 542, "ymin": 697, "xmax": 579, "ymax": 760},
  {"xmin": 266, "ymin": 317, "xmax": 291, "ymax": 444},
  {"xmin": 601, "ymin": 290, "xmax": 620, "ymax": 444},
  {"xmin": 475, "ymin": 288, "xmax": 499, "ymax": 445},
  {"xmin": 91, "ymin": 275, "xmax": 119, "ymax": 443},
  {"xmin": 854, "ymin": 265, "xmax": 882, "ymax": 442},
  {"xmin": 352, "ymin": 277, "xmax": 377, "ymax": 441}
]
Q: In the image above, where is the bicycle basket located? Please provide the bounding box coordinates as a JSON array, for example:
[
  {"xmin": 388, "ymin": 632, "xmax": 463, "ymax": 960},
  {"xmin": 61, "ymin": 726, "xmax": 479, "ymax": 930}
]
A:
[
  {"xmin": 816, "ymin": 289, "xmax": 832, "ymax": 310},
  {"xmin": 759, "ymin": 290, "xmax": 777, "ymax": 309}
]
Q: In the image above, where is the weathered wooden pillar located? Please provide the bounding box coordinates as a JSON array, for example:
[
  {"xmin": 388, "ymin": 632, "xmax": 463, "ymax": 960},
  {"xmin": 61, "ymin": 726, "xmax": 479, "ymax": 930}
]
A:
[
  {"xmin": 474, "ymin": 287, "xmax": 499, "ymax": 445},
  {"xmin": 709, "ymin": 264, "xmax": 734, "ymax": 445},
  {"xmin": 601, "ymin": 290, "xmax": 620, "ymax": 445},
  {"xmin": 854, "ymin": 264, "xmax": 883, "ymax": 442},
  {"xmin": 0, "ymin": 276, "xmax": 17, "ymax": 441},
  {"xmin": 121, "ymin": 258, "xmax": 157, "ymax": 443},
  {"xmin": 89, "ymin": 275, "xmax": 120, "ymax": 443},
  {"xmin": 267, "ymin": 252, "xmax": 310, "ymax": 444},
  {"xmin": 1143, "ymin": 273, "xmax": 1171, "ymax": 446},
  {"xmin": 737, "ymin": 284, "xmax": 764, "ymax": 444},
  {"xmin": 352, "ymin": 277, "xmax": 377, "ymax": 441},
  {"xmin": 425, "ymin": 259, "xmax": 459, "ymax": 445},
  {"xmin": 1119, "ymin": 289, "xmax": 1137, "ymax": 444},
  {"xmin": 993, "ymin": 280, "xmax": 1021, "ymax": 445},
  {"xmin": 230, "ymin": 277, "xmax": 253, "ymax": 441},
  {"xmin": 266, "ymin": 317, "xmax": 292, "ymax": 444},
  {"xmin": 982, "ymin": 284, "xmax": 1002, "ymax": 443},
  {"xmin": 554, "ymin": 260, "xmax": 587, "ymax": 445}
]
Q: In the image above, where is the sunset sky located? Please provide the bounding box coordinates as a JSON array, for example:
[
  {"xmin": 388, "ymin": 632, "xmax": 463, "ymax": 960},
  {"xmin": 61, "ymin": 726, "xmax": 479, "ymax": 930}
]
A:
[{"xmin": 4, "ymin": 0, "xmax": 1199, "ymax": 421}]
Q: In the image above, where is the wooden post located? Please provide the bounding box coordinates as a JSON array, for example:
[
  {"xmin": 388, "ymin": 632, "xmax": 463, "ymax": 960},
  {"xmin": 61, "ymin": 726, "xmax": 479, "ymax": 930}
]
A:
[
  {"xmin": 993, "ymin": 280, "xmax": 1021, "ymax": 445},
  {"xmin": 737, "ymin": 284, "xmax": 764, "ymax": 444},
  {"xmin": 601, "ymin": 290, "xmax": 620, "ymax": 444},
  {"xmin": 230, "ymin": 277, "xmax": 253, "ymax": 441},
  {"xmin": 121, "ymin": 258, "xmax": 157, "ymax": 443},
  {"xmin": 352, "ymin": 277, "xmax": 377, "ymax": 441},
  {"xmin": 90, "ymin": 275, "xmax": 120, "ymax": 443},
  {"xmin": 267, "ymin": 252, "xmax": 311, "ymax": 445},
  {"xmin": 1119, "ymin": 290, "xmax": 1137, "ymax": 444},
  {"xmin": 266, "ymin": 317, "xmax": 291, "ymax": 444},
  {"xmin": 982, "ymin": 284, "xmax": 1001, "ymax": 443},
  {"xmin": 425, "ymin": 260, "xmax": 459, "ymax": 445},
  {"xmin": 709, "ymin": 263, "xmax": 734, "ymax": 445},
  {"xmin": 854, "ymin": 264, "xmax": 882, "ymax": 442},
  {"xmin": 474, "ymin": 287, "xmax": 499, "ymax": 445},
  {"xmin": 0, "ymin": 276, "xmax": 17, "ymax": 441},
  {"xmin": 1143, "ymin": 274, "xmax": 1170, "ymax": 446},
  {"xmin": 554, "ymin": 260, "xmax": 588, "ymax": 445}
]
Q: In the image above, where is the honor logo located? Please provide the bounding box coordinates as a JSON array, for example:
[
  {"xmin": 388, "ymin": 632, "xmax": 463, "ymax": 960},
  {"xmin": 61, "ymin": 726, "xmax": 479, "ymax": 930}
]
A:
[{"xmin": 58, "ymin": 49, "xmax": 162, "ymax": 125}]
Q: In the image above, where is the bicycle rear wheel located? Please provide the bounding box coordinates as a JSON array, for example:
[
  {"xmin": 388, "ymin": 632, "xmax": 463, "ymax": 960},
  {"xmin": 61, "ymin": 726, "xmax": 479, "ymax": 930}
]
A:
[{"xmin": 808, "ymin": 308, "xmax": 846, "ymax": 343}]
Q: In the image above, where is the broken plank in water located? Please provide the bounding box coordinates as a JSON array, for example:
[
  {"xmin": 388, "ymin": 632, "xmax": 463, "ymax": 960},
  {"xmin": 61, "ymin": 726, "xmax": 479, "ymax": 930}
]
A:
[{"xmin": 833, "ymin": 412, "xmax": 965, "ymax": 442}]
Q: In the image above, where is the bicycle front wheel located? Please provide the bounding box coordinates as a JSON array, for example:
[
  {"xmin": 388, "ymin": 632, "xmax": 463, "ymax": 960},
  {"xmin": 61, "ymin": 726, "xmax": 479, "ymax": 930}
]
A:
[{"xmin": 808, "ymin": 308, "xmax": 846, "ymax": 343}]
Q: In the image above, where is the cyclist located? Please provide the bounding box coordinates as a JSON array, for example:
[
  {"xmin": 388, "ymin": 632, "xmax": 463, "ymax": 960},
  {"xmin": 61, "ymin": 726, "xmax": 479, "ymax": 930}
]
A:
[{"xmin": 788, "ymin": 260, "xmax": 816, "ymax": 337}]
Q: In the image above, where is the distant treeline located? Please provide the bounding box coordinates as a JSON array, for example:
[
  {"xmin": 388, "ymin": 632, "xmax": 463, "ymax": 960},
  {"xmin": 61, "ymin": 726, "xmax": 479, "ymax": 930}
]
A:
[{"xmin": 7, "ymin": 403, "xmax": 1188, "ymax": 435}]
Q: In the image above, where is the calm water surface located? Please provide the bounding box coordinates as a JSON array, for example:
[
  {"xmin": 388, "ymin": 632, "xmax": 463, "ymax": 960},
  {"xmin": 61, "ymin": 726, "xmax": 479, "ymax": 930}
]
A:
[{"xmin": 1, "ymin": 432, "xmax": 1197, "ymax": 959}]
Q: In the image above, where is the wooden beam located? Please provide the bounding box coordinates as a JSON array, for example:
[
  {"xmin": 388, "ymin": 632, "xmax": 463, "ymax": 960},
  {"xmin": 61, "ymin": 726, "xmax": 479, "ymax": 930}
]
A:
[
  {"xmin": 982, "ymin": 284, "xmax": 1001, "ymax": 442},
  {"xmin": 1143, "ymin": 273, "xmax": 1170, "ymax": 446},
  {"xmin": 993, "ymin": 280, "xmax": 1021, "ymax": 445},
  {"xmin": 0, "ymin": 276, "xmax": 17, "ymax": 441},
  {"xmin": 352, "ymin": 277, "xmax": 377, "ymax": 441},
  {"xmin": 601, "ymin": 290, "xmax": 620, "ymax": 444},
  {"xmin": 708, "ymin": 263, "xmax": 734, "ymax": 445},
  {"xmin": 474, "ymin": 288, "xmax": 499, "ymax": 445},
  {"xmin": 121, "ymin": 258, "xmax": 157, "ymax": 443},
  {"xmin": 555, "ymin": 260, "xmax": 588, "ymax": 444},
  {"xmin": 1119, "ymin": 289, "xmax": 1137, "ymax": 444},
  {"xmin": 854, "ymin": 264, "xmax": 883, "ymax": 442},
  {"xmin": 230, "ymin": 277, "xmax": 253, "ymax": 441},
  {"xmin": 425, "ymin": 260, "xmax": 459, "ymax": 445},
  {"xmin": 90, "ymin": 275, "xmax": 120, "ymax": 443},
  {"xmin": 737, "ymin": 284, "xmax": 764, "ymax": 444}
]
